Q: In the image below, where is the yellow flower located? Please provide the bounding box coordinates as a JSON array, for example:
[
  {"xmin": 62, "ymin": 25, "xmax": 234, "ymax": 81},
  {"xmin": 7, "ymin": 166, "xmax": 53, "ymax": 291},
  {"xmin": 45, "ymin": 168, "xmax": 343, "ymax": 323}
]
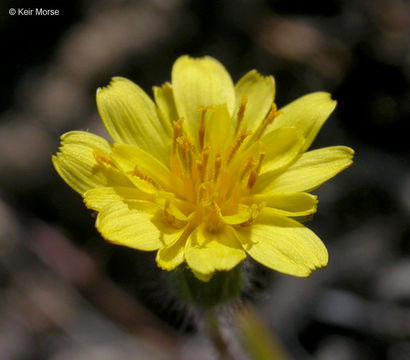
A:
[{"xmin": 52, "ymin": 56, "xmax": 353, "ymax": 281}]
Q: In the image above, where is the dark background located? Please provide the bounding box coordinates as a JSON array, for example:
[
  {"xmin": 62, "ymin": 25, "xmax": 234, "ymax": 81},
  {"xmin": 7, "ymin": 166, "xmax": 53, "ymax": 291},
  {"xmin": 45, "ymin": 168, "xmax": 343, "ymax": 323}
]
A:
[{"xmin": 0, "ymin": 0, "xmax": 409, "ymax": 359}]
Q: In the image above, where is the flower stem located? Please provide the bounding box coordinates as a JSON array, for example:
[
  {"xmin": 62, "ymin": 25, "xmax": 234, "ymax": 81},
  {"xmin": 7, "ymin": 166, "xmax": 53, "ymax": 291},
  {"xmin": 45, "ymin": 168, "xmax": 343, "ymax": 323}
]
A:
[{"xmin": 203, "ymin": 309, "xmax": 236, "ymax": 360}]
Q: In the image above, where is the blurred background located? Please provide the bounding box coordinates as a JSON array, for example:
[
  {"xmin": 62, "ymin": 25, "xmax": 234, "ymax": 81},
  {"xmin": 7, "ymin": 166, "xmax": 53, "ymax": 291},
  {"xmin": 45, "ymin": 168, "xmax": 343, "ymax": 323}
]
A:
[{"xmin": 0, "ymin": 0, "xmax": 409, "ymax": 359}]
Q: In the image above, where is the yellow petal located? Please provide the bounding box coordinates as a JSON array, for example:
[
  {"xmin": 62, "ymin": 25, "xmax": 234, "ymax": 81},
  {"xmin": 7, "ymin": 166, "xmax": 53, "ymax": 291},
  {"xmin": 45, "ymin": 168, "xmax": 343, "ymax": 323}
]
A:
[
  {"xmin": 110, "ymin": 144, "xmax": 178, "ymax": 192},
  {"xmin": 204, "ymin": 104, "xmax": 234, "ymax": 154},
  {"xmin": 156, "ymin": 226, "xmax": 190, "ymax": 271},
  {"xmin": 153, "ymin": 82, "xmax": 179, "ymax": 124},
  {"xmin": 96, "ymin": 200, "xmax": 181, "ymax": 251},
  {"xmin": 172, "ymin": 56, "xmax": 235, "ymax": 145},
  {"xmin": 52, "ymin": 131, "xmax": 131, "ymax": 194},
  {"xmin": 234, "ymin": 70, "xmax": 275, "ymax": 132},
  {"xmin": 255, "ymin": 146, "xmax": 354, "ymax": 193},
  {"xmin": 241, "ymin": 192, "xmax": 317, "ymax": 216},
  {"xmin": 192, "ymin": 271, "xmax": 213, "ymax": 282},
  {"xmin": 96, "ymin": 77, "xmax": 172, "ymax": 164},
  {"xmin": 185, "ymin": 225, "xmax": 246, "ymax": 275},
  {"xmin": 234, "ymin": 209, "xmax": 328, "ymax": 277},
  {"xmin": 84, "ymin": 186, "xmax": 153, "ymax": 212},
  {"xmin": 269, "ymin": 92, "xmax": 337, "ymax": 152},
  {"xmin": 222, "ymin": 204, "xmax": 254, "ymax": 225},
  {"xmin": 261, "ymin": 128, "xmax": 305, "ymax": 175}
]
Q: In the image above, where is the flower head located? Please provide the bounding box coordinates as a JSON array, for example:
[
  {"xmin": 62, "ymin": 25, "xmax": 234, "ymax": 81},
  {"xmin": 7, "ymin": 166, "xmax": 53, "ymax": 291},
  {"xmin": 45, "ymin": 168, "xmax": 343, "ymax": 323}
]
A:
[{"xmin": 52, "ymin": 56, "xmax": 353, "ymax": 281}]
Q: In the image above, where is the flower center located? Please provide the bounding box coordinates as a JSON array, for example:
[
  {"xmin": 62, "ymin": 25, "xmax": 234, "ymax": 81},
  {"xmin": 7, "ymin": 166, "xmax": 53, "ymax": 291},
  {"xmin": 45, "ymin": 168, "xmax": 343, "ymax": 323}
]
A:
[{"xmin": 169, "ymin": 97, "xmax": 280, "ymax": 232}]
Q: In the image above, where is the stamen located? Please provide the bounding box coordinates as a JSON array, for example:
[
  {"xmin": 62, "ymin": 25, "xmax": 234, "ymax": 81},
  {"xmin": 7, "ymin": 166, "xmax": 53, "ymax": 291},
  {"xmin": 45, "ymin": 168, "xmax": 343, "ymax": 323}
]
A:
[
  {"xmin": 235, "ymin": 94, "xmax": 248, "ymax": 134},
  {"xmin": 130, "ymin": 165, "xmax": 158, "ymax": 188},
  {"xmin": 163, "ymin": 200, "xmax": 176, "ymax": 225},
  {"xmin": 247, "ymin": 147, "xmax": 265, "ymax": 189},
  {"xmin": 196, "ymin": 146, "xmax": 210, "ymax": 182},
  {"xmin": 247, "ymin": 172, "xmax": 257, "ymax": 189},
  {"xmin": 240, "ymin": 202, "xmax": 265, "ymax": 227},
  {"xmin": 197, "ymin": 182, "xmax": 210, "ymax": 205},
  {"xmin": 207, "ymin": 201, "xmax": 223, "ymax": 232},
  {"xmin": 172, "ymin": 118, "xmax": 184, "ymax": 152},
  {"xmin": 163, "ymin": 200, "xmax": 186, "ymax": 228},
  {"xmin": 255, "ymin": 143, "xmax": 266, "ymax": 174},
  {"xmin": 176, "ymin": 135, "xmax": 195, "ymax": 171},
  {"xmin": 211, "ymin": 201, "xmax": 221, "ymax": 216},
  {"xmin": 198, "ymin": 107, "xmax": 208, "ymax": 150},
  {"xmin": 214, "ymin": 153, "xmax": 222, "ymax": 182},
  {"xmin": 93, "ymin": 149, "xmax": 117, "ymax": 169},
  {"xmin": 226, "ymin": 128, "xmax": 251, "ymax": 164},
  {"xmin": 170, "ymin": 153, "xmax": 181, "ymax": 176},
  {"xmin": 255, "ymin": 103, "xmax": 282, "ymax": 140},
  {"xmin": 240, "ymin": 155, "xmax": 256, "ymax": 181}
]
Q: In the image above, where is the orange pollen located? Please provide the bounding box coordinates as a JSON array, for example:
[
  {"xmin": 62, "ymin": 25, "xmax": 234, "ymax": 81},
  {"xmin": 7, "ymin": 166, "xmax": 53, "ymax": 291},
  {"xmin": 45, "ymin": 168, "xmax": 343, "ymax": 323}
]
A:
[
  {"xmin": 211, "ymin": 200, "xmax": 221, "ymax": 216},
  {"xmin": 163, "ymin": 201, "xmax": 176, "ymax": 225},
  {"xmin": 247, "ymin": 172, "xmax": 257, "ymax": 189},
  {"xmin": 197, "ymin": 146, "xmax": 210, "ymax": 182},
  {"xmin": 226, "ymin": 128, "xmax": 251, "ymax": 164},
  {"xmin": 197, "ymin": 182, "xmax": 209, "ymax": 204},
  {"xmin": 207, "ymin": 200, "xmax": 223, "ymax": 232},
  {"xmin": 198, "ymin": 107, "xmax": 208, "ymax": 150},
  {"xmin": 240, "ymin": 156, "xmax": 255, "ymax": 180},
  {"xmin": 256, "ymin": 143, "xmax": 266, "ymax": 173},
  {"xmin": 172, "ymin": 118, "xmax": 184, "ymax": 152},
  {"xmin": 166, "ymin": 105, "xmax": 267, "ymax": 226},
  {"xmin": 176, "ymin": 135, "xmax": 195, "ymax": 171},
  {"xmin": 131, "ymin": 166, "xmax": 158, "ymax": 188},
  {"xmin": 255, "ymin": 152, "xmax": 265, "ymax": 174},
  {"xmin": 235, "ymin": 94, "xmax": 248, "ymax": 134},
  {"xmin": 93, "ymin": 149, "xmax": 117, "ymax": 169},
  {"xmin": 247, "ymin": 151, "xmax": 265, "ymax": 189},
  {"xmin": 214, "ymin": 153, "xmax": 222, "ymax": 181},
  {"xmin": 256, "ymin": 103, "xmax": 282, "ymax": 140}
]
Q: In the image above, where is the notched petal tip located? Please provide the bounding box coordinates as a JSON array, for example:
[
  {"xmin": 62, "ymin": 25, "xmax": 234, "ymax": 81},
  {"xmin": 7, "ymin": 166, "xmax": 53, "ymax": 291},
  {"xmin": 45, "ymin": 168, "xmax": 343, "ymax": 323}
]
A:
[
  {"xmin": 96, "ymin": 75, "xmax": 172, "ymax": 164},
  {"xmin": 346, "ymin": 146, "xmax": 355, "ymax": 156},
  {"xmin": 175, "ymin": 54, "xmax": 219, "ymax": 63},
  {"xmin": 234, "ymin": 69, "xmax": 276, "ymax": 132},
  {"xmin": 302, "ymin": 256, "xmax": 328, "ymax": 278},
  {"xmin": 272, "ymin": 91, "xmax": 338, "ymax": 152},
  {"xmin": 336, "ymin": 146, "xmax": 355, "ymax": 170},
  {"xmin": 153, "ymin": 81, "xmax": 172, "ymax": 92}
]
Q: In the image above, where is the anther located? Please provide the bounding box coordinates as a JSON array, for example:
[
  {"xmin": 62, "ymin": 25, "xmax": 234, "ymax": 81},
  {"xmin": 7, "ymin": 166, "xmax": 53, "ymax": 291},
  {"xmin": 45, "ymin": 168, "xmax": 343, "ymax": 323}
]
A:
[
  {"xmin": 247, "ymin": 150, "xmax": 265, "ymax": 189},
  {"xmin": 198, "ymin": 107, "xmax": 208, "ymax": 150},
  {"xmin": 255, "ymin": 143, "xmax": 266, "ymax": 174},
  {"xmin": 93, "ymin": 149, "xmax": 117, "ymax": 169},
  {"xmin": 197, "ymin": 146, "xmax": 210, "ymax": 182},
  {"xmin": 235, "ymin": 94, "xmax": 248, "ymax": 134},
  {"xmin": 255, "ymin": 103, "xmax": 282, "ymax": 140},
  {"xmin": 247, "ymin": 172, "xmax": 257, "ymax": 189},
  {"xmin": 211, "ymin": 200, "xmax": 221, "ymax": 216},
  {"xmin": 176, "ymin": 135, "xmax": 195, "ymax": 171},
  {"xmin": 163, "ymin": 200, "xmax": 176, "ymax": 225},
  {"xmin": 172, "ymin": 118, "xmax": 184, "ymax": 152},
  {"xmin": 207, "ymin": 200, "xmax": 223, "ymax": 232},
  {"xmin": 226, "ymin": 128, "xmax": 251, "ymax": 164},
  {"xmin": 214, "ymin": 153, "xmax": 222, "ymax": 182},
  {"xmin": 197, "ymin": 182, "xmax": 209, "ymax": 204},
  {"xmin": 240, "ymin": 202, "xmax": 265, "ymax": 227},
  {"xmin": 130, "ymin": 165, "xmax": 158, "ymax": 188},
  {"xmin": 240, "ymin": 155, "xmax": 255, "ymax": 181}
]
